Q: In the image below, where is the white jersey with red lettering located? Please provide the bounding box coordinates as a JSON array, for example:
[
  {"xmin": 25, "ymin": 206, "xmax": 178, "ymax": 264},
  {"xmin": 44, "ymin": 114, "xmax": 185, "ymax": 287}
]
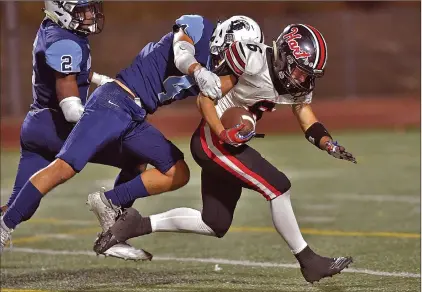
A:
[{"xmin": 215, "ymin": 41, "xmax": 312, "ymax": 118}]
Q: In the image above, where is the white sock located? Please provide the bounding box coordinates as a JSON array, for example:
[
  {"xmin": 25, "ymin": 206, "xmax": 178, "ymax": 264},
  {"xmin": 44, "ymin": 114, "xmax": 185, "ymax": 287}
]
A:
[
  {"xmin": 270, "ymin": 190, "xmax": 308, "ymax": 254},
  {"xmin": 150, "ymin": 208, "xmax": 216, "ymax": 236}
]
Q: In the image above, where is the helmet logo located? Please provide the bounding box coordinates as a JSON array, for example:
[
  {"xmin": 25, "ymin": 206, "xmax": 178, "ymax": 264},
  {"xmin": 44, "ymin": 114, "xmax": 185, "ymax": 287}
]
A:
[
  {"xmin": 283, "ymin": 27, "xmax": 311, "ymax": 60},
  {"xmin": 230, "ymin": 19, "xmax": 251, "ymax": 32}
]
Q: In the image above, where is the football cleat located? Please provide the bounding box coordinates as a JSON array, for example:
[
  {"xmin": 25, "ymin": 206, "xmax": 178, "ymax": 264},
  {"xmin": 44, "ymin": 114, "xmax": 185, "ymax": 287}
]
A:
[
  {"xmin": 93, "ymin": 207, "xmax": 152, "ymax": 256},
  {"xmin": 87, "ymin": 187, "xmax": 121, "ymax": 232},
  {"xmin": 87, "ymin": 187, "xmax": 151, "ymax": 260},
  {"xmin": 0, "ymin": 216, "xmax": 13, "ymax": 254},
  {"xmin": 295, "ymin": 246, "xmax": 353, "ymax": 283},
  {"xmin": 94, "ymin": 229, "xmax": 121, "ymax": 255},
  {"xmin": 102, "ymin": 242, "xmax": 152, "ymax": 261}
]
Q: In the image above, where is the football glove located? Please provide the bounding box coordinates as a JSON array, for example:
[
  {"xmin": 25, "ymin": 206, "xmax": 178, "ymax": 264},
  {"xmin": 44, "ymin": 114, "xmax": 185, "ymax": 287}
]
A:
[
  {"xmin": 325, "ymin": 140, "xmax": 357, "ymax": 164},
  {"xmin": 219, "ymin": 124, "xmax": 256, "ymax": 147},
  {"xmin": 194, "ymin": 67, "xmax": 222, "ymax": 100}
]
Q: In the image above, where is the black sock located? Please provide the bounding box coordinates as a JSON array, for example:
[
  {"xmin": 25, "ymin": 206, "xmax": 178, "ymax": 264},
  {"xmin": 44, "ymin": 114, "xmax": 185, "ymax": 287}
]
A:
[{"xmin": 294, "ymin": 246, "xmax": 317, "ymax": 267}]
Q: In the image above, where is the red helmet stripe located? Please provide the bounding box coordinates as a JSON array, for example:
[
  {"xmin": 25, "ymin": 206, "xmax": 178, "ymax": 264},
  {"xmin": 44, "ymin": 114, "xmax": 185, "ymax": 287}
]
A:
[{"xmin": 304, "ymin": 25, "xmax": 327, "ymax": 70}]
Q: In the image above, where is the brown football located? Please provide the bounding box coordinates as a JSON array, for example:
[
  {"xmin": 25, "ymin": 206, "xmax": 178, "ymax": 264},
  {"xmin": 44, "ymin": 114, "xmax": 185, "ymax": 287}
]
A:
[{"xmin": 220, "ymin": 107, "xmax": 256, "ymax": 136}]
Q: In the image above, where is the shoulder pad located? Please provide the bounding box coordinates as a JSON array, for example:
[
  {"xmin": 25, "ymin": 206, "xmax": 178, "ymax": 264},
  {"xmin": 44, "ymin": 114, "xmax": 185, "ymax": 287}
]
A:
[
  {"xmin": 224, "ymin": 41, "xmax": 266, "ymax": 76},
  {"xmin": 174, "ymin": 15, "xmax": 205, "ymax": 45},
  {"xmin": 45, "ymin": 39, "xmax": 83, "ymax": 73}
]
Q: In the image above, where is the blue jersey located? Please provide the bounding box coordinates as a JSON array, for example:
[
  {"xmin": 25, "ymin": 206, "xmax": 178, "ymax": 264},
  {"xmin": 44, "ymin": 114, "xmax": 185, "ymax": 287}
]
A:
[
  {"xmin": 116, "ymin": 15, "xmax": 214, "ymax": 114},
  {"xmin": 31, "ymin": 19, "xmax": 92, "ymax": 110}
]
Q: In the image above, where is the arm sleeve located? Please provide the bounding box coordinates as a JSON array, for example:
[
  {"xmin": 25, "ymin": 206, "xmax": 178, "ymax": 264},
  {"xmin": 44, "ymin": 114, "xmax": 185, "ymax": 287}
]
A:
[
  {"xmin": 45, "ymin": 39, "xmax": 83, "ymax": 73},
  {"xmin": 174, "ymin": 15, "xmax": 205, "ymax": 45}
]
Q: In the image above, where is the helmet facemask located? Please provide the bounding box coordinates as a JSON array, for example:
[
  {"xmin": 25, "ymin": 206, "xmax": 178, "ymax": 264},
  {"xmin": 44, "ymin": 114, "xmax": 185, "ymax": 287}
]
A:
[
  {"xmin": 46, "ymin": 1, "xmax": 104, "ymax": 35},
  {"xmin": 209, "ymin": 22, "xmax": 227, "ymax": 70},
  {"xmin": 67, "ymin": 1, "xmax": 104, "ymax": 35},
  {"xmin": 272, "ymin": 39, "xmax": 323, "ymax": 100}
]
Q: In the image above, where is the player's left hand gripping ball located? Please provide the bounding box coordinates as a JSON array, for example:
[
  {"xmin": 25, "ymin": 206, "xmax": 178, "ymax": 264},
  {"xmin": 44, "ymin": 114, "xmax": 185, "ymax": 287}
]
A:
[
  {"xmin": 325, "ymin": 141, "xmax": 357, "ymax": 164},
  {"xmin": 219, "ymin": 124, "xmax": 256, "ymax": 147}
]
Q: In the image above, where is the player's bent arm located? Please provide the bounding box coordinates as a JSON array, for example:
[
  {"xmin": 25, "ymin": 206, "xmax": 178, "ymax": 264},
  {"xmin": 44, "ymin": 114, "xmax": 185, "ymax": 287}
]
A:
[
  {"xmin": 292, "ymin": 103, "xmax": 357, "ymax": 163},
  {"xmin": 197, "ymin": 93, "xmax": 224, "ymax": 135},
  {"xmin": 173, "ymin": 30, "xmax": 201, "ymax": 75},
  {"xmin": 55, "ymin": 72, "xmax": 84, "ymax": 123},
  {"xmin": 197, "ymin": 75, "xmax": 237, "ymax": 135},
  {"xmin": 291, "ymin": 103, "xmax": 332, "ymax": 150},
  {"xmin": 173, "ymin": 29, "xmax": 222, "ymax": 100}
]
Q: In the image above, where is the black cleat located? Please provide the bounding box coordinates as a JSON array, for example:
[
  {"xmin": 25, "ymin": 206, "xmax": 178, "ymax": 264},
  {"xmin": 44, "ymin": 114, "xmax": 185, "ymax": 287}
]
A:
[
  {"xmin": 93, "ymin": 208, "xmax": 153, "ymax": 261},
  {"xmin": 93, "ymin": 229, "xmax": 119, "ymax": 254},
  {"xmin": 295, "ymin": 246, "xmax": 353, "ymax": 283}
]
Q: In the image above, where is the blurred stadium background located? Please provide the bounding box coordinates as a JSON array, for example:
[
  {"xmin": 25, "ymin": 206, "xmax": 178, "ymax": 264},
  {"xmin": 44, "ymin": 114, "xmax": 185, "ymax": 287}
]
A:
[
  {"xmin": 0, "ymin": 1, "xmax": 421, "ymax": 291},
  {"xmin": 1, "ymin": 1, "xmax": 420, "ymax": 143}
]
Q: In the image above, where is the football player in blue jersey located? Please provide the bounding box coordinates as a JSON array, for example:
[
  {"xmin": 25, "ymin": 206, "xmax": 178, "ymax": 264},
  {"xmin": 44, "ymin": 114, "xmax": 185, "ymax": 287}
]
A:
[
  {"xmin": 0, "ymin": 0, "xmax": 108, "ymax": 216},
  {"xmin": 0, "ymin": 14, "xmax": 263, "ymax": 259},
  {"xmin": 0, "ymin": 1, "xmax": 151, "ymax": 259}
]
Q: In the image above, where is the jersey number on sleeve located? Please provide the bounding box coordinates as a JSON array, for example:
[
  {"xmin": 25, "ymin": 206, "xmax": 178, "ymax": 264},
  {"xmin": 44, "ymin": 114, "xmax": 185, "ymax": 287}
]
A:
[
  {"xmin": 61, "ymin": 55, "xmax": 72, "ymax": 72},
  {"xmin": 158, "ymin": 76, "xmax": 196, "ymax": 104}
]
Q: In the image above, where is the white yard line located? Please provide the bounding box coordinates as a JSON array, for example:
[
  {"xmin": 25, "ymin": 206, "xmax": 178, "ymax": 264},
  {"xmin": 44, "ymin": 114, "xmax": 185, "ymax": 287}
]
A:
[
  {"xmin": 328, "ymin": 193, "xmax": 420, "ymax": 204},
  {"xmin": 5, "ymin": 247, "xmax": 420, "ymax": 279},
  {"xmin": 298, "ymin": 216, "xmax": 335, "ymax": 223},
  {"xmin": 300, "ymin": 204, "xmax": 339, "ymax": 211}
]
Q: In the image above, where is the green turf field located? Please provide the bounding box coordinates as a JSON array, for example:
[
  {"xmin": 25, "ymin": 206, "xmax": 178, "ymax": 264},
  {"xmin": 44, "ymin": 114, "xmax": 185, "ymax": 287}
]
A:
[{"xmin": 1, "ymin": 130, "xmax": 420, "ymax": 292}]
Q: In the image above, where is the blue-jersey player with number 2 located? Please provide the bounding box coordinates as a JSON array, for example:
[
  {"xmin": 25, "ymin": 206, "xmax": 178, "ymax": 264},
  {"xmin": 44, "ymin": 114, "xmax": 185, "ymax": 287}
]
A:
[
  {"xmin": 0, "ymin": 0, "xmax": 150, "ymax": 260},
  {"xmin": 0, "ymin": 14, "xmax": 261, "ymax": 260}
]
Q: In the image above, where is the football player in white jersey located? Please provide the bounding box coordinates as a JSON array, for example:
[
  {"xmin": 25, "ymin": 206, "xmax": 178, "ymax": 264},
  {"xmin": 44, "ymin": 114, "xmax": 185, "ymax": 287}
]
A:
[{"xmin": 93, "ymin": 24, "xmax": 356, "ymax": 283}]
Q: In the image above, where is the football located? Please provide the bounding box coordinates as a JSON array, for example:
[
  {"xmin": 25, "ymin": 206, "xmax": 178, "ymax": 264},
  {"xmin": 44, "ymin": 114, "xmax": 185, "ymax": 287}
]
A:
[{"xmin": 220, "ymin": 107, "xmax": 256, "ymax": 136}]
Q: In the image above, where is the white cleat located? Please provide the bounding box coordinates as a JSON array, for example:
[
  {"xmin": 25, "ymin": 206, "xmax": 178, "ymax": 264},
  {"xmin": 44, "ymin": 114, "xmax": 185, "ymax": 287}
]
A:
[
  {"xmin": 103, "ymin": 242, "xmax": 153, "ymax": 261},
  {"xmin": 0, "ymin": 216, "xmax": 13, "ymax": 254},
  {"xmin": 87, "ymin": 187, "xmax": 120, "ymax": 232}
]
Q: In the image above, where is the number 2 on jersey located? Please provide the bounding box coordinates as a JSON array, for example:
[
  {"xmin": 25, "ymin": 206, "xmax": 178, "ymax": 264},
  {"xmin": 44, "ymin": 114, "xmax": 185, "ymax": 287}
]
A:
[
  {"xmin": 158, "ymin": 75, "xmax": 196, "ymax": 103},
  {"xmin": 61, "ymin": 55, "xmax": 72, "ymax": 72}
]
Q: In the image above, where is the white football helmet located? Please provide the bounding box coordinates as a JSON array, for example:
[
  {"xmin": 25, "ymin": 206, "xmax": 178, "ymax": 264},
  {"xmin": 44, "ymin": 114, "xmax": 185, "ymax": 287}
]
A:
[
  {"xmin": 210, "ymin": 15, "xmax": 264, "ymax": 69},
  {"xmin": 44, "ymin": 1, "xmax": 104, "ymax": 35}
]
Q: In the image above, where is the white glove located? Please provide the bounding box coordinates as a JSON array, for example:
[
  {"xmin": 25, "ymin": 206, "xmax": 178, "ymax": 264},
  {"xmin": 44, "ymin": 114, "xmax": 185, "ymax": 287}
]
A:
[
  {"xmin": 91, "ymin": 72, "xmax": 115, "ymax": 87},
  {"xmin": 193, "ymin": 67, "xmax": 222, "ymax": 100}
]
